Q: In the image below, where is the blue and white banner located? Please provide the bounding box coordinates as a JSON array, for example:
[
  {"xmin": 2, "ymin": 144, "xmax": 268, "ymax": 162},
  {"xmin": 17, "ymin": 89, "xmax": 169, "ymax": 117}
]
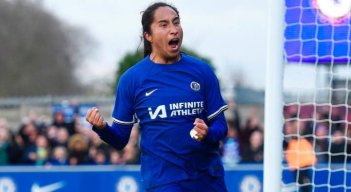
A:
[
  {"xmin": 0, "ymin": 165, "xmax": 263, "ymax": 192},
  {"xmin": 285, "ymin": 0, "xmax": 351, "ymax": 64},
  {"xmin": 0, "ymin": 164, "xmax": 349, "ymax": 192}
]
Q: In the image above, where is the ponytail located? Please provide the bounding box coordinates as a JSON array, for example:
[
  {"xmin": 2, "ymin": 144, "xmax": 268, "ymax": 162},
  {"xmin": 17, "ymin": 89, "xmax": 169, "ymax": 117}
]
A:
[{"xmin": 143, "ymin": 38, "xmax": 152, "ymax": 58}]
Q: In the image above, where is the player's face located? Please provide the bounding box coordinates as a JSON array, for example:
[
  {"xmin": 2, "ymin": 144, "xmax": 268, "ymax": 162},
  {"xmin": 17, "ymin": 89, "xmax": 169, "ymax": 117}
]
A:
[{"xmin": 145, "ymin": 6, "xmax": 183, "ymax": 63}]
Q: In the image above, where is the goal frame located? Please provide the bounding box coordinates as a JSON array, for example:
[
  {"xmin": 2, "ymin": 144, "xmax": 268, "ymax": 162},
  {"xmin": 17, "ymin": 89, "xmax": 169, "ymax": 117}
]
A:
[{"xmin": 263, "ymin": 0, "xmax": 285, "ymax": 191}]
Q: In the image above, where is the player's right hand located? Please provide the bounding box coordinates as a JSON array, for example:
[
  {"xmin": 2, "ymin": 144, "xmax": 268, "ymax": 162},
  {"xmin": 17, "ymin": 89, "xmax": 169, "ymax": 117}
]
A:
[{"xmin": 86, "ymin": 107, "xmax": 106, "ymax": 129}]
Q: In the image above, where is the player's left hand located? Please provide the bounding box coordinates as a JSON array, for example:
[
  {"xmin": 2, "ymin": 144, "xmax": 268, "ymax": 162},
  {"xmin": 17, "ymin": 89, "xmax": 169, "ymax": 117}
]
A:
[{"xmin": 192, "ymin": 118, "xmax": 208, "ymax": 141}]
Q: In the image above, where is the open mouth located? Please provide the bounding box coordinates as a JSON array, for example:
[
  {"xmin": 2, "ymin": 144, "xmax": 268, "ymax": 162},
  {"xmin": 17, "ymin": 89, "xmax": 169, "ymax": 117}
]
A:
[{"xmin": 168, "ymin": 38, "xmax": 180, "ymax": 50}]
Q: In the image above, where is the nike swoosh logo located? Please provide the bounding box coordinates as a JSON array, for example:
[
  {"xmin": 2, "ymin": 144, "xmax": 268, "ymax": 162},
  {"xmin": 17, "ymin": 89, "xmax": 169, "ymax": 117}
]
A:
[
  {"xmin": 31, "ymin": 181, "xmax": 65, "ymax": 192},
  {"xmin": 145, "ymin": 89, "xmax": 158, "ymax": 96}
]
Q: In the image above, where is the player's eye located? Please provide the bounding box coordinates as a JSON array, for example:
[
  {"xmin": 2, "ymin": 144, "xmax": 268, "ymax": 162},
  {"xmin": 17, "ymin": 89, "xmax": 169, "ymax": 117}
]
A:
[
  {"xmin": 159, "ymin": 22, "xmax": 167, "ymax": 27},
  {"xmin": 173, "ymin": 19, "xmax": 180, "ymax": 25}
]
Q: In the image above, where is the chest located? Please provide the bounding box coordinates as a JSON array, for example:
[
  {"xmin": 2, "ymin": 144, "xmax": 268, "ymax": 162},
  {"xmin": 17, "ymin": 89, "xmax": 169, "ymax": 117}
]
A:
[{"xmin": 134, "ymin": 69, "xmax": 207, "ymax": 121}]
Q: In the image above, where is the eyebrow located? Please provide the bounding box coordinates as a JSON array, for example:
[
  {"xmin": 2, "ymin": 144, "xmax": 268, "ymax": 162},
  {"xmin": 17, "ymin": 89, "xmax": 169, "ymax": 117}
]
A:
[{"xmin": 157, "ymin": 16, "xmax": 180, "ymax": 23}]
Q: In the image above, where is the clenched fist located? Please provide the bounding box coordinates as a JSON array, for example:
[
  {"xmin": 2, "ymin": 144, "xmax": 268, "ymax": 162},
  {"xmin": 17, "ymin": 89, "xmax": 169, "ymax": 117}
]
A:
[
  {"xmin": 86, "ymin": 107, "xmax": 106, "ymax": 129},
  {"xmin": 191, "ymin": 118, "xmax": 208, "ymax": 141}
]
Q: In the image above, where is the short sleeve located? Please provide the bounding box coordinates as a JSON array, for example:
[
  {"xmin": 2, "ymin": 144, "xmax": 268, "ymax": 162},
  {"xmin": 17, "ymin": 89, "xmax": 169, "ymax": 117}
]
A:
[
  {"xmin": 112, "ymin": 73, "xmax": 136, "ymax": 125},
  {"xmin": 204, "ymin": 66, "xmax": 228, "ymax": 121}
]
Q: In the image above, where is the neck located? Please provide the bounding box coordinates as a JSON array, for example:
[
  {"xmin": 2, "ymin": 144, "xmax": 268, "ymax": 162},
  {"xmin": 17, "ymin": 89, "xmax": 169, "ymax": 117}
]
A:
[{"xmin": 150, "ymin": 53, "xmax": 180, "ymax": 64}]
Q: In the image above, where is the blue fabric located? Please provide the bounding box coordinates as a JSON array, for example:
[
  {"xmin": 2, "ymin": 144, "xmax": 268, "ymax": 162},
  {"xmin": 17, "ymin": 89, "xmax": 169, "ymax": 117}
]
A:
[
  {"xmin": 95, "ymin": 53, "xmax": 228, "ymax": 189},
  {"xmin": 93, "ymin": 123, "xmax": 133, "ymax": 150},
  {"xmin": 147, "ymin": 173, "xmax": 228, "ymax": 192}
]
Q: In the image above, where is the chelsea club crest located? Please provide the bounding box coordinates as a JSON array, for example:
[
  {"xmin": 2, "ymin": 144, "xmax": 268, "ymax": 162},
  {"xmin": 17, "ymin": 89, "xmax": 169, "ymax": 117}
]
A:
[{"xmin": 190, "ymin": 81, "xmax": 200, "ymax": 91}]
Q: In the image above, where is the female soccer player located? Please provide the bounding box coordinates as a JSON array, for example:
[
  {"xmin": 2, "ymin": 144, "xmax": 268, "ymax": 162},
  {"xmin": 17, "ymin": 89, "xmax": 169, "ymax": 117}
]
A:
[{"xmin": 86, "ymin": 2, "xmax": 229, "ymax": 191}]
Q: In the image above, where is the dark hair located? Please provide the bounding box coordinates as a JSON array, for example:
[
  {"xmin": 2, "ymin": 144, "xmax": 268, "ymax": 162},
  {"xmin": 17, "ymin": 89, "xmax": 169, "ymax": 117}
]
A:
[{"xmin": 141, "ymin": 2, "xmax": 179, "ymax": 57}]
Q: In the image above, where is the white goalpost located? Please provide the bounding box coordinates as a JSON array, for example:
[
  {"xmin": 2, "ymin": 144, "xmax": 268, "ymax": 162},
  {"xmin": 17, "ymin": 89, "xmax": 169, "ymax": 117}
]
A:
[
  {"xmin": 263, "ymin": 0, "xmax": 285, "ymax": 191},
  {"xmin": 265, "ymin": 0, "xmax": 351, "ymax": 191}
]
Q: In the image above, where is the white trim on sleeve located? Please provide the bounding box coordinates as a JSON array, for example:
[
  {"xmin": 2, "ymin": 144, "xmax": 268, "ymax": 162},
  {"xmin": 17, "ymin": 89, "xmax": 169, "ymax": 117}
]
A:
[
  {"xmin": 207, "ymin": 105, "xmax": 229, "ymax": 121},
  {"xmin": 112, "ymin": 117, "xmax": 136, "ymax": 125}
]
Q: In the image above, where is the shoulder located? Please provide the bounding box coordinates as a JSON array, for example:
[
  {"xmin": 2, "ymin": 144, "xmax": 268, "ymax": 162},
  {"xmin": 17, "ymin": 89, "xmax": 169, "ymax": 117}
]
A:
[
  {"xmin": 123, "ymin": 56, "xmax": 150, "ymax": 75},
  {"xmin": 181, "ymin": 53, "xmax": 210, "ymax": 69},
  {"xmin": 181, "ymin": 53, "xmax": 216, "ymax": 77},
  {"xmin": 115, "ymin": 57, "xmax": 151, "ymax": 93},
  {"xmin": 119, "ymin": 57, "xmax": 150, "ymax": 82}
]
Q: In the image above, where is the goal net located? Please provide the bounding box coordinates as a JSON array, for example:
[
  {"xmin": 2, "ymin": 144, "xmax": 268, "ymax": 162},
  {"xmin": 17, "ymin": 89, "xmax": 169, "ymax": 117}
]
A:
[{"xmin": 282, "ymin": 0, "xmax": 351, "ymax": 191}]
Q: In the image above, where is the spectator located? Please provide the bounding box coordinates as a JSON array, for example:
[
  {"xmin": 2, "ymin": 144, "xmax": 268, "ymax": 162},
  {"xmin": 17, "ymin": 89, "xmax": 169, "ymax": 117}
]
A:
[
  {"xmin": 121, "ymin": 124, "xmax": 140, "ymax": 164},
  {"xmin": 53, "ymin": 127, "xmax": 70, "ymax": 148},
  {"xmin": 240, "ymin": 115, "xmax": 262, "ymax": 151},
  {"xmin": 109, "ymin": 149, "xmax": 125, "ymax": 165},
  {"xmin": 52, "ymin": 111, "xmax": 75, "ymax": 136},
  {"xmin": 47, "ymin": 146, "xmax": 68, "ymax": 166},
  {"xmin": 86, "ymin": 131, "xmax": 110, "ymax": 164},
  {"xmin": 19, "ymin": 121, "xmax": 39, "ymax": 149},
  {"xmin": 88, "ymin": 131, "xmax": 110, "ymax": 153},
  {"xmin": 224, "ymin": 100, "xmax": 241, "ymax": 133},
  {"xmin": 0, "ymin": 118, "xmax": 18, "ymax": 165},
  {"xmin": 330, "ymin": 107, "xmax": 343, "ymax": 132},
  {"xmin": 330, "ymin": 130, "xmax": 347, "ymax": 163},
  {"xmin": 314, "ymin": 122, "xmax": 329, "ymax": 162},
  {"xmin": 284, "ymin": 119, "xmax": 316, "ymax": 192},
  {"xmin": 221, "ymin": 120, "xmax": 240, "ymax": 166},
  {"xmin": 91, "ymin": 149, "xmax": 108, "ymax": 165},
  {"xmin": 0, "ymin": 128, "xmax": 11, "ymax": 165},
  {"xmin": 23, "ymin": 134, "xmax": 50, "ymax": 165},
  {"xmin": 241, "ymin": 129, "xmax": 264, "ymax": 163},
  {"xmin": 45, "ymin": 125, "xmax": 58, "ymax": 147},
  {"xmin": 67, "ymin": 134, "xmax": 89, "ymax": 165},
  {"xmin": 9, "ymin": 133, "xmax": 26, "ymax": 164}
]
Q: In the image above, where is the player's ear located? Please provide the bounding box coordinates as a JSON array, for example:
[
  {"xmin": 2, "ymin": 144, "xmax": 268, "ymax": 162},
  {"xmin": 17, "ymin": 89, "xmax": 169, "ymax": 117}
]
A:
[{"xmin": 144, "ymin": 32, "xmax": 152, "ymax": 43}]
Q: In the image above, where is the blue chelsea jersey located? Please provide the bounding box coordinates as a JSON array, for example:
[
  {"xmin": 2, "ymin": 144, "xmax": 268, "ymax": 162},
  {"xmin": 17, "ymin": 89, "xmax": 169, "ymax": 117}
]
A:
[{"xmin": 112, "ymin": 53, "xmax": 228, "ymax": 189}]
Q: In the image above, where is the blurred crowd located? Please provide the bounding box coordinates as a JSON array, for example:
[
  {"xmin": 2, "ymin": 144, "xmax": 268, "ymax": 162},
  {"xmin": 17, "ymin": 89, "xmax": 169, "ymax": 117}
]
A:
[
  {"xmin": 0, "ymin": 111, "xmax": 140, "ymax": 166},
  {"xmin": 283, "ymin": 105, "xmax": 351, "ymax": 165},
  {"xmin": 0, "ymin": 100, "xmax": 350, "ymax": 167},
  {"xmin": 219, "ymin": 101, "xmax": 351, "ymax": 167},
  {"xmin": 0, "ymin": 99, "xmax": 263, "ymax": 167}
]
